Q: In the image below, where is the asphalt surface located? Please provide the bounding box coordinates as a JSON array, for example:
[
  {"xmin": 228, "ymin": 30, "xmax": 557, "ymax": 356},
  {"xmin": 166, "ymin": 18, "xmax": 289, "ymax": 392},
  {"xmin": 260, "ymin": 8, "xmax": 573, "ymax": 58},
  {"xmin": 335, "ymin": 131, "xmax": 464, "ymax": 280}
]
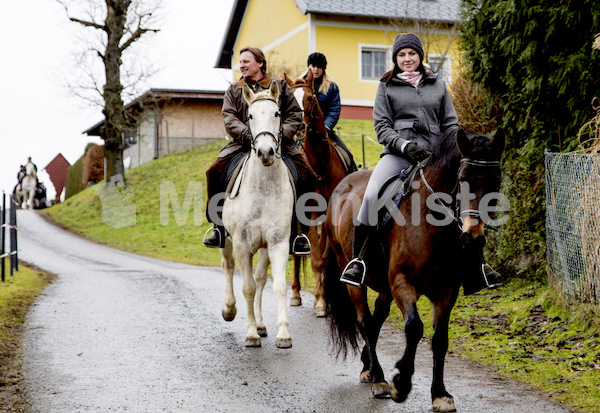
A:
[{"xmin": 17, "ymin": 210, "xmax": 577, "ymax": 412}]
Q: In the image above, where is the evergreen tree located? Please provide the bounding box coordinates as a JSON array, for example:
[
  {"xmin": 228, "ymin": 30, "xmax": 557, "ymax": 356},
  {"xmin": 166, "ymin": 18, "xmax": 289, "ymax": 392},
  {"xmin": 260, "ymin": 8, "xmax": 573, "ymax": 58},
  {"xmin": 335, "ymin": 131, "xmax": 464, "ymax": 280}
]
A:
[{"xmin": 460, "ymin": 0, "xmax": 600, "ymax": 279}]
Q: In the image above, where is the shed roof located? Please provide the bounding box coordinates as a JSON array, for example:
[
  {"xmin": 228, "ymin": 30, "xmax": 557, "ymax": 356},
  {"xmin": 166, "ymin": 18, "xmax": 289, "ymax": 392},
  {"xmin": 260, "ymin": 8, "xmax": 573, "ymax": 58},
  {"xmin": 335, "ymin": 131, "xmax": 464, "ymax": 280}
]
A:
[
  {"xmin": 215, "ymin": 0, "xmax": 461, "ymax": 68},
  {"xmin": 83, "ymin": 88, "xmax": 225, "ymax": 137},
  {"xmin": 44, "ymin": 153, "xmax": 71, "ymax": 197}
]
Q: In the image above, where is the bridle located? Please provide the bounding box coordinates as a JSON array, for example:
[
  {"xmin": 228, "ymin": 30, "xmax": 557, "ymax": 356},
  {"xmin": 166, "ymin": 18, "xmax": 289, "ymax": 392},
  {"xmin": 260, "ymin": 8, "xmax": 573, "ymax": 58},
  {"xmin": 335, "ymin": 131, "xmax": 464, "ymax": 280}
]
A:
[
  {"xmin": 419, "ymin": 157, "xmax": 502, "ymax": 229},
  {"xmin": 247, "ymin": 97, "xmax": 282, "ymax": 157}
]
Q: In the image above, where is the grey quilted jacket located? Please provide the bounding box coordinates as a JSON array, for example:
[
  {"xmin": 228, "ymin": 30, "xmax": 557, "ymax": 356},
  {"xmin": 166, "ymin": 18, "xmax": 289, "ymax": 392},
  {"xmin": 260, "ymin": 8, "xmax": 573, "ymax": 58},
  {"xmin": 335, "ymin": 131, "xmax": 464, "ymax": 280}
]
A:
[{"xmin": 373, "ymin": 67, "xmax": 459, "ymax": 157}]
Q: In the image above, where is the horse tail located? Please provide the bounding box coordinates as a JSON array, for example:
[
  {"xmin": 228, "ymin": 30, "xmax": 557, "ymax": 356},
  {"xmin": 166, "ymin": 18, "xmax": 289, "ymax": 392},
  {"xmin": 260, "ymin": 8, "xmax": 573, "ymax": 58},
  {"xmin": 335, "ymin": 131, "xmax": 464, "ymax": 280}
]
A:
[{"xmin": 322, "ymin": 239, "xmax": 361, "ymax": 359}]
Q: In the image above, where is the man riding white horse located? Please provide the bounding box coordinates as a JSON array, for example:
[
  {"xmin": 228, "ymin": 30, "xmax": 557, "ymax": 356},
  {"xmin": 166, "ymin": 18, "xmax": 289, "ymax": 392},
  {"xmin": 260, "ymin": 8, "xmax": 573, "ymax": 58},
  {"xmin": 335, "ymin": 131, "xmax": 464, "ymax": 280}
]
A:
[
  {"xmin": 204, "ymin": 46, "xmax": 317, "ymax": 254},
  {"xmin": 20, "ymin": 157, "xmax": 38, "ymax": 210}
]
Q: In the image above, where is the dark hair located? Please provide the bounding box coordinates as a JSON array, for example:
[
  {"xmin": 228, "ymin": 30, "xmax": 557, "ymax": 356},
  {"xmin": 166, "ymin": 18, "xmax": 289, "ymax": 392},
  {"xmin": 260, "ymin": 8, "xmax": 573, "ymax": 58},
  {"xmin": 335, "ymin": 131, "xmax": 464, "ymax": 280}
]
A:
[
  {"xmin": 240, "ymin": 46, "xmax": 267, "ymax": 74},
  {"xmin": 307, "ymin": 52, "xmax": 327, "ymax": 69}
]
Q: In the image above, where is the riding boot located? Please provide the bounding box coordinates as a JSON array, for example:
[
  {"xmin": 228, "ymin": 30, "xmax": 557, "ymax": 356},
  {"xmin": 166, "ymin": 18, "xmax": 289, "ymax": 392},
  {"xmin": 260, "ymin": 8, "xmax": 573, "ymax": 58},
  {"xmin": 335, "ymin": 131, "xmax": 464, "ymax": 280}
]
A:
[
  {"xmin": 461, "ymin": 249, "xmax": 502, "ymax": 295},
  {"xmin": 203, "ymin": 225, "xmax": 226, "ymax": 248},
  {"xmin": 340, "ymin": 223, "xmax": 374, "ymax": 286},
  {"xmin": 290, "ymin": 223, "xmax": 311, "ymax": 255}
]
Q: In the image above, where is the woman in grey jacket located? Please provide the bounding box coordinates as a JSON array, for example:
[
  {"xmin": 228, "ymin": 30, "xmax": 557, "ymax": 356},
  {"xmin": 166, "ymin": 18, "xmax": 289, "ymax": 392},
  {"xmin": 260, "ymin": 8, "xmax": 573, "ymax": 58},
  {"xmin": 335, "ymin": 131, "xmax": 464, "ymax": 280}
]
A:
[{"xmin": 341, "ymin": 33, "xmax": 460, "ymax": 285}]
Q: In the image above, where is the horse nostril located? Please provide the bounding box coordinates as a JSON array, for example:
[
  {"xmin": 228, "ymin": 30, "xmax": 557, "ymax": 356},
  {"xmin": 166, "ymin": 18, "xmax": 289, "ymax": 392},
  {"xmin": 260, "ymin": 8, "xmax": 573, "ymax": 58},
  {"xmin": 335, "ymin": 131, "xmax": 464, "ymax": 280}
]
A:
[
  {"xmin": 269, "ymin": 148, "xmax": 274, "ymax": 157},
  {"xmin": 460, "ymin": 232, "xmax": 486, "ymax": 250}
]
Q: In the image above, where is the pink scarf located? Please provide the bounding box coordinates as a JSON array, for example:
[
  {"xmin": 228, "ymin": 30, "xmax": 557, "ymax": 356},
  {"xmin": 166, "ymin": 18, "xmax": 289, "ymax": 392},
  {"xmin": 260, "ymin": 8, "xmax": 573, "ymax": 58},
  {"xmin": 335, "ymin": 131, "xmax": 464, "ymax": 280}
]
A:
[{"xmin": 398, "ymin": 71, "xmax": 422, "ymax": 88}]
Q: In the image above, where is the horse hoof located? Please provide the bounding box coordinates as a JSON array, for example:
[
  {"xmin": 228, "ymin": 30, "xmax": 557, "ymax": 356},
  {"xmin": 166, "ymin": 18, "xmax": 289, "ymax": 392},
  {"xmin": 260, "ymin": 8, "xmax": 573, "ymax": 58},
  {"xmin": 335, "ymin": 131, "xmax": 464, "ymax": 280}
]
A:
[
  {"xmin": 245, "ymin": 337, "xmax": 261, "ymax": 347},
  {"xmin": 360, "ymin": 370, "xmax": 371, "ymax": 383},
  {"xmin": 290, "ymin": 296, "xmax": 302, "ymax": 306},
  {"xmin": 314, "ymin": 306, "xmax": 327, "ymax": 318},
  {"xmin": 275, "ymin": 338, "xmax": 292, "ymax": 349},
  {"xmin": 390, "ymin": 375, "xmax": 411, "ymax": 403},
  {"xmin": 433, "ymin": 396, "xmax": 456, "ymax": 412},
  {"xmin": 222, "ymin": 307, "xmax": 236, "ymax": 322},
  {"xmin": 371, "ymin": 382, "xmax": 391, "ymax": 398},
  {"xmin": 257, "ymin": 326, "xmax": 268, "ymax": 337}
]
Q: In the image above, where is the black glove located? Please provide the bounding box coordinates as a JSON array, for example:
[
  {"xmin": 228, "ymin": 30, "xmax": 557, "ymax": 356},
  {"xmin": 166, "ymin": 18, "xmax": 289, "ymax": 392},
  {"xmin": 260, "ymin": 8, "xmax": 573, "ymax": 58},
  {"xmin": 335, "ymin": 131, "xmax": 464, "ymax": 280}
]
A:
[{"xmin": 404, "ymin": 142, "xmax": 431, "ymax": 164}]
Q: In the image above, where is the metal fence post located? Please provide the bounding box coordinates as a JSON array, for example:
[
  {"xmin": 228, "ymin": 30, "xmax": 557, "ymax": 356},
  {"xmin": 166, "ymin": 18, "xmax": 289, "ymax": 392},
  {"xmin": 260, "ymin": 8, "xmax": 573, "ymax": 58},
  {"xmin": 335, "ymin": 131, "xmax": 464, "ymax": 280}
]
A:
[
  {"xmin": 361, "ymin": 134, "xmax": 367, "ymax": 170},
  {"xmin": 10, "ymin": 198, "xmax": 17, "ymax": 275},
  {"xmin": 1, "ymin": 192, "xmax": 5, "ymax": 281}
]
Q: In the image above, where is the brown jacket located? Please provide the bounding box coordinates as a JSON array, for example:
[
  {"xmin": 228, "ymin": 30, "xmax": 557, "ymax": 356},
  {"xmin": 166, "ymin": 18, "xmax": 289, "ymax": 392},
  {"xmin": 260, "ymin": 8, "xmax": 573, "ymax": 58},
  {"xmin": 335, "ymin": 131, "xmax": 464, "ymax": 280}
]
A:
[{"xmin": 219, "ymin": 75, "xmax": 303, "ymax": 158}]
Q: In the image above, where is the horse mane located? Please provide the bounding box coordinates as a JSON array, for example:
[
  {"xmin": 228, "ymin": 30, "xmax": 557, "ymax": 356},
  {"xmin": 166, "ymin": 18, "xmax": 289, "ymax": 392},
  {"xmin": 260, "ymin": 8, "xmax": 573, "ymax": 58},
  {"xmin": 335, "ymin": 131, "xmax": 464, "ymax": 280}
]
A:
[
  {"xmin": 248, "ymin": 88, "xmax": 275, "ymax": 104},
  {"xmin": 429, "ymin": 128, "xmax": 462, "ymax": 171}
]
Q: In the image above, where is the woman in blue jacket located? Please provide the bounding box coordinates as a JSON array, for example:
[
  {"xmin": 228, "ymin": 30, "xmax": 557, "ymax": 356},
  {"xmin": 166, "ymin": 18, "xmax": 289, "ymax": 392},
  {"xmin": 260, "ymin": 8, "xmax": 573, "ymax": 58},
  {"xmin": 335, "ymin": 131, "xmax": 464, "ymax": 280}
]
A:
[{"xmin": 302, "ymin": 53, "xmax": 357, "ymax": 170}]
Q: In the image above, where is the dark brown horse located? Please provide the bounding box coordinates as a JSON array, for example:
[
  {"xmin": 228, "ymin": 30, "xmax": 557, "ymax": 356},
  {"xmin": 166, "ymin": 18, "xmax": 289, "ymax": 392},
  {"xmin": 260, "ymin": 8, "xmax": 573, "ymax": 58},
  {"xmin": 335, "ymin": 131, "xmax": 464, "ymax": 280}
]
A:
[
  {"xmin": 284, "ymin": 71, "xmax": 353, "ymax": 317},
  {"xmin": 322, "ymin": 128, "xmax": 504, "ymax": 411}
]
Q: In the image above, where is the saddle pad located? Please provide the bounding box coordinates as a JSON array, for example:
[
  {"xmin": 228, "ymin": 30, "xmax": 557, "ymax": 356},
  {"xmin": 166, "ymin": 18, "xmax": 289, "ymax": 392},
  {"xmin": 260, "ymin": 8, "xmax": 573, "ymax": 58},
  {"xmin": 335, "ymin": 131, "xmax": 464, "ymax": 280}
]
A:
[{"xmin": 225, "ymin": 154, "xmax": 299, "ymax": 202}]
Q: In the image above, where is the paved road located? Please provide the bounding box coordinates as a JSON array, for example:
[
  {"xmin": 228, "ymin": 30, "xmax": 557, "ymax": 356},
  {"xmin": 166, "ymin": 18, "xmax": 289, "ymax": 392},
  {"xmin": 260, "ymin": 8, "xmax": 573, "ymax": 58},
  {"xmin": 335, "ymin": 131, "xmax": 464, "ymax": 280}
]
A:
[{"xmin": 18, "ymin": 210, "xmax": 576, "ymax": 412}]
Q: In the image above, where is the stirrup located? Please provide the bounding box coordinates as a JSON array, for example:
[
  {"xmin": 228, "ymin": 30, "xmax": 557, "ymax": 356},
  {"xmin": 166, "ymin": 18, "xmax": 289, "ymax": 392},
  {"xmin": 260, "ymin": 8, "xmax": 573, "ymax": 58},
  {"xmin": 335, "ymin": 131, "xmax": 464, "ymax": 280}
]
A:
[
  {"xmin": 481, "ymin": 263, "xmax": 502, "ymax": 289},
  {"xmin": 203, "ymin": 226, "xmax": 224, "ymax": 248},
  {"xmin": 340, "ymin": 258, "xmax": 366, "ymax": 287},
  {"xmin": 292, "ymin": 233, "xmax": 311, "ymax": 255}
]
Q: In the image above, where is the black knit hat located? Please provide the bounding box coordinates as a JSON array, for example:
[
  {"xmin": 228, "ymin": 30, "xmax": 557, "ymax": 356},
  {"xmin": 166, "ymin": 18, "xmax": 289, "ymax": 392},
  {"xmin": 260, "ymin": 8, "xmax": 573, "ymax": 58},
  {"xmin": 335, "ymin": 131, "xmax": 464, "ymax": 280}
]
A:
[
  {"xmin": 307, "ymin": 52, "xmax": 327, "ymax": 69},
  {"xmin": 392, "ymin": 33, "xmax": 424, "ymax": 63}
]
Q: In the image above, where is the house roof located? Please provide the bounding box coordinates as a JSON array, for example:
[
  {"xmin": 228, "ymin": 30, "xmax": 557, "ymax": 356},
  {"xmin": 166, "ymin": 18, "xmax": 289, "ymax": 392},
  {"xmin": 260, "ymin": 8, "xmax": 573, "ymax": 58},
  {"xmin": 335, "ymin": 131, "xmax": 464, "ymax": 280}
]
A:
[
  {"xmin": 295, "ymin": 0, "xmax": 461, "ymax": 21},
  {"xmin": 215, "ymin": 0, "xmax": 461, "ymax": 69},
  {"xmin": 83, "ymin": 88, "xmax": 225, "ymax": 136}
]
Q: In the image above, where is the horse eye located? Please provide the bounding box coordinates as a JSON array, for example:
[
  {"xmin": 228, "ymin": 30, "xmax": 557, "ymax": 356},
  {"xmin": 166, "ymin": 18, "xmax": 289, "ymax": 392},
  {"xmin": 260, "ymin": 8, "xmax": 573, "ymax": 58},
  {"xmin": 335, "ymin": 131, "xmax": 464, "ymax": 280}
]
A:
[
  {"xmin": 275, "ymin": 111, "xmax": 281, "ymax": 117},
  {"xmin": 248, "ymin": 114, "xmax": 253, "ymax": 120}
]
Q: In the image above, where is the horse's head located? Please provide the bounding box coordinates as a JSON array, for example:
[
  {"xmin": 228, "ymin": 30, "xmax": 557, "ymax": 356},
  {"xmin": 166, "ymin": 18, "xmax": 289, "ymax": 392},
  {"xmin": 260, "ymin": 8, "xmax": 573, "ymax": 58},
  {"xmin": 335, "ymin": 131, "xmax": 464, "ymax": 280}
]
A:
[
  {"xmin": 456, "ymin": 129, "xmax": 505, "ymax": 250},
  {"xmin": 243, "ymin": 81, "xmax": 281, "ymax": 166},
  {"xmin": 26, "ymin": 162, "xmax": 37, "ymax": 178},
  {"xmin": 284, "ymin": 72, "xmax": 327, "ymax": 138}
]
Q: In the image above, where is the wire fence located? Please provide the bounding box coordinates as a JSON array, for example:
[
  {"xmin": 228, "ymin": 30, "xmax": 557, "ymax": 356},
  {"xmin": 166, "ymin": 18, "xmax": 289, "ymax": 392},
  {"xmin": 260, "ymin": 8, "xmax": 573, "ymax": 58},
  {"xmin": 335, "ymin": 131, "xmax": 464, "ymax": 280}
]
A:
[{"xmin": 545, "ymin": 151, "xmax": 600, "ymax": 304}]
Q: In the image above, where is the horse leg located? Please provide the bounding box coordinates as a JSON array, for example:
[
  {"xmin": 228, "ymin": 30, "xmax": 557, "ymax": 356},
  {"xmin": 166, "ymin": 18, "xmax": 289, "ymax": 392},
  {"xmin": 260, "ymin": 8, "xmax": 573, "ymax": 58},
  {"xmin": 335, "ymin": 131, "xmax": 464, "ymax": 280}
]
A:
[
  {"xmin": 220, "ymin": 241, "xmax": 237, "ymax": 322},
  {"xmin": 236, "ymin": 248, "xmax": 260, "ymax": 347},
  {"xmin": 269, "ymin": 242, "xmax": 292, "ymax": 348},
  {"xmin": 254, "ymin": 248, "xmax": 269, "ymax": 337},
  {"xmin": 358, "ymin": 293, "xmax": 393, "ymax": 398},
  {"xmin": 390, "ymin": 286, "xmax": 423, "ymax": 403},
  {"xmin": 290, "ymin": 255, "xmax": 302, "ymax": 306},
  {"xmin": 430, "ymin": 299, "xmax": 457, "ymax": 412},
  {"xmin": 308, "ymin": 221, "xmax": 327, "ymax": 317}
]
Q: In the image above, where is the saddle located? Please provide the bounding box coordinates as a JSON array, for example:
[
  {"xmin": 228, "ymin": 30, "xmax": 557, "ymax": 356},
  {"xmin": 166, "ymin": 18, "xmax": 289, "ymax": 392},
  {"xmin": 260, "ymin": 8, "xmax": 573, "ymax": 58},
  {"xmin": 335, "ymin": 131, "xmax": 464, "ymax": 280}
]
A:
[
  {"xmin": 378, "ymin": 164, "xmax": 420, "ymax": 229},
  {"xmin": 331, "ymin": 142, "xmax": 358, "ymax": 174}
]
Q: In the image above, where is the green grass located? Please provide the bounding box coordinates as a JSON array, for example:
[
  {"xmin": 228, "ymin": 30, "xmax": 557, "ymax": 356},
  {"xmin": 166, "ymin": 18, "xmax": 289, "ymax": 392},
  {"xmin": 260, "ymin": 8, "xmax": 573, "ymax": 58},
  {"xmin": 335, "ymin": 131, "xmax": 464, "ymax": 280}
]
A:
[{"xmin": 43, "ymin": 118, "xmax": 600, "ymax": 412}]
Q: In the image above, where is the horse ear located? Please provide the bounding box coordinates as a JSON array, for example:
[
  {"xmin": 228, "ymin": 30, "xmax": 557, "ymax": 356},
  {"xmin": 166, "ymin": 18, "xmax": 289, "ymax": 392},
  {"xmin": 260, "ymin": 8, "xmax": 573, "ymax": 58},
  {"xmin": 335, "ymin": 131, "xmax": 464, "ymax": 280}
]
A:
[
  {"xmin": 283, "ymin": 73, "xmax": 293, "ymax": 87},
  {"xmin": 492, "ymin": 128, "xmax": 506, "ymax": 157},
  {"xmin": 305, "ymin": 69, "xmax": 314, "ymax": 89},
  {"xmin": 269, "ymin": 81, "xmax": 280, "ymax": 101},
  {"xmin": 243, "ymin": 84, "xmax": 254, "ymax": 104},
  {"xmin": 456, "ymin": 128, "xmax": 472, "ymax": 156}
]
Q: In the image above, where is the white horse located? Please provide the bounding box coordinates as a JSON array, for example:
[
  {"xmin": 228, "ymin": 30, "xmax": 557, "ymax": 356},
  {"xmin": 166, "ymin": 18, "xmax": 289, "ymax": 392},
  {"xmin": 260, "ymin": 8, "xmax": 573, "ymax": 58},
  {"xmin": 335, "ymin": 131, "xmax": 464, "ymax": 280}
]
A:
[
  {"xmin": 21, "ymin": 163, "xmax": 37, "ymax": 210},
  {"xmin": 220, "ymin": 81, "xmax": 295, "ymax": 349}
]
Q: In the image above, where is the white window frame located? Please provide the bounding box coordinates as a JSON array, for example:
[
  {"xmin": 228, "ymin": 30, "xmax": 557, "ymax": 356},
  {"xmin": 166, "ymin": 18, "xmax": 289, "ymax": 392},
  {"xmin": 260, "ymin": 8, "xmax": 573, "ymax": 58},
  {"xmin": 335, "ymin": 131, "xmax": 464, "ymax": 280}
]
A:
[
  {"xmin": 359, "ymin": 44, "xmax": 392, "ymax": 83},
  {"xmin": 427, "ymin": 53, "xmax": 452, "ymax": 85}
]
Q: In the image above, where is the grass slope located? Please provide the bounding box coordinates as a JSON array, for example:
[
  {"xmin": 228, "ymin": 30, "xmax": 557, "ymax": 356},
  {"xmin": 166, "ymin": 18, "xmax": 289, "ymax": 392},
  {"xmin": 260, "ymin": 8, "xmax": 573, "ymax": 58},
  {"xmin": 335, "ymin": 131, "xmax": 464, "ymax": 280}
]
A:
[{"xmin": 44, "ymin": 119, "xmax": 599, "ymax": 412}]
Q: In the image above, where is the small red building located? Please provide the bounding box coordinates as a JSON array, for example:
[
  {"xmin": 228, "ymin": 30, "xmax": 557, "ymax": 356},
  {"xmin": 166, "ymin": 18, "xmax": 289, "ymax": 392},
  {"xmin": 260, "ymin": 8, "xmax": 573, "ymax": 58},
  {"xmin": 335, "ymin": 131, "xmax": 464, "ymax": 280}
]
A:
[{"xmin": 44, "ymin": 153, "xmax": 71, "ymax": 201}]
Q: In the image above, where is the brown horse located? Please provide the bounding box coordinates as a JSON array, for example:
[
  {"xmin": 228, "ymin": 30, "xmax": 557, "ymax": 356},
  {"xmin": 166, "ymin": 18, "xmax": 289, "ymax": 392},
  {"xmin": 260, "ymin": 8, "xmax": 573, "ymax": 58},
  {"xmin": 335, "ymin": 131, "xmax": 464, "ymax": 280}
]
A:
[
  {"xmin": 322, "ymin": 128, "xmax": 505, "ymax": 411},
  {"xmin": 284, "ymin": 71, "xmax": 354, "ymax": 317}
]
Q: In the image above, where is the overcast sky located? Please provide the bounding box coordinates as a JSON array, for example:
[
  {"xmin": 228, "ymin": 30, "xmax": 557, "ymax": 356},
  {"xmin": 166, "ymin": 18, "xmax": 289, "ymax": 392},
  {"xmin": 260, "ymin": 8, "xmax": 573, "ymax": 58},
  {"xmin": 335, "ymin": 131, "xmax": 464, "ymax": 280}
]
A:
[{"xmin": 0, "ymin": 0, "xmax": 235, "ymax": 202}]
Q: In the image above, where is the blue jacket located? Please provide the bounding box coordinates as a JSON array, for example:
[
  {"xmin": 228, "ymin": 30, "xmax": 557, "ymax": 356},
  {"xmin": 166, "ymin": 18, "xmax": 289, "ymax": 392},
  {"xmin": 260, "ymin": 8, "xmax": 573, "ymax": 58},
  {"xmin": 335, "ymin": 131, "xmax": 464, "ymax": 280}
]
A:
[{"xmin": 317, "ymin": 82, "xmax": 341, "ymax": 130}]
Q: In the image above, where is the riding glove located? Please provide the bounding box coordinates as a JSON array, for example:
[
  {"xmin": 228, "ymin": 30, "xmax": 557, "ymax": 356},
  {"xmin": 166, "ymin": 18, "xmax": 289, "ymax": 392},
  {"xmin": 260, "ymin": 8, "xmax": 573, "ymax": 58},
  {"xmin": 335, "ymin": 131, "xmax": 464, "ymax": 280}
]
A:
[{"xmin": 403, "ymin": 142, "xmax": 431, "ymax": 164}]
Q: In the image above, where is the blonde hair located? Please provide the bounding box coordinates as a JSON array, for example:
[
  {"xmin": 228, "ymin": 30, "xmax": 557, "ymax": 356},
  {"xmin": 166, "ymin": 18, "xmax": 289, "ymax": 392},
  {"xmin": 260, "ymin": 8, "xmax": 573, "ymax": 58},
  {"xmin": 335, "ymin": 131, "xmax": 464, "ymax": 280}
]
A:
[{"xmin": 299, "ymin": 68, "xmax": 335, "ymax": 95}]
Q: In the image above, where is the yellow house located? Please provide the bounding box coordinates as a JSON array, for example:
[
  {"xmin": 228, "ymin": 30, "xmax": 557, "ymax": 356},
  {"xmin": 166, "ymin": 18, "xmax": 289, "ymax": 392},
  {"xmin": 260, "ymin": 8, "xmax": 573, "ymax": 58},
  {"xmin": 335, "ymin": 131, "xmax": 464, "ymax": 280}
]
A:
[{"xmin": 216, "ymin": 0, "xmax": 461, "ymax": 119}]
